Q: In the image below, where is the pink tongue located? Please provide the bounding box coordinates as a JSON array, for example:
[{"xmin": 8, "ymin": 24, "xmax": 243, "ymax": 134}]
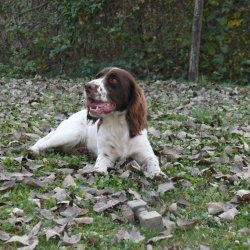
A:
[{"xmin": 90, "ymin": 102, "xmax": 115, "ymax": 114}]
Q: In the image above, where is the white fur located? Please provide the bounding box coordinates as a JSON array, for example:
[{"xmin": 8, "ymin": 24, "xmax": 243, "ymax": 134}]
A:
[
  {"xmin": 29, "ymin": 110, "xmax": 163, "ymax": 179},
  {"xmin": 88, "ymin": 78, "xmax": 108, "ymax": 102}
]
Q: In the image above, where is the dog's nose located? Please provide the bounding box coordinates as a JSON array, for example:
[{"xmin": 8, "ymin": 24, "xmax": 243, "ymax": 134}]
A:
[{"xmin": 85, "ymin": 82, "xmax": 97, "ymax": 94}]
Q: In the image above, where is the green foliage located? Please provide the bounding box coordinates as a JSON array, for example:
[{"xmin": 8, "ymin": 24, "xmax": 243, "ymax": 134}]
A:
[{"xmin": 0, "ymin": 0, "xmax": 249, "ymax": 83}]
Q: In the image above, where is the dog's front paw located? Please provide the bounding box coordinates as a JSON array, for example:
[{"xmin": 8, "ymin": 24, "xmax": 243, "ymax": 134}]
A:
[
  {"xmin": 144, "ymin": 169, "xmax": 167, "ymax": 180},
  {"xmin": 93, "ymin": 166, "xmax": 108, "ymax": 175},
  {"xmin": 27, "ymin": 147, "xmax": 40, "ymax": 158}
]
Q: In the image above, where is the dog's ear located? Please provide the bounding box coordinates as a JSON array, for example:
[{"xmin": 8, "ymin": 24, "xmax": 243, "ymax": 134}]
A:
[{"xmin": 126, "ymin": 84, "xmax": 147, "ymax": 137}]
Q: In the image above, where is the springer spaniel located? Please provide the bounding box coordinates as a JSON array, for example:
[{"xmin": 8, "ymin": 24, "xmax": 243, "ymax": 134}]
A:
[{"xmin": 29, "ymin": 67, "xmax": 164, "ymax": 179}]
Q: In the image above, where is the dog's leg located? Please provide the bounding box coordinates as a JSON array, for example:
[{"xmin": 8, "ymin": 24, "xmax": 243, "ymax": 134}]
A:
[
  {"xmin": 29, "ymin": 110, "xmax": 89, "ymax": 157},
  {"xmin": 94, "ymin": 154, "xmax": 115, "ymax": 174},
  {"xmin": 29, "ymin": 129, "xmax": 83, "ymax": 156},
  {"xmin": 131, "ymin": 137, "xmax": 165, "ymax": 179}
]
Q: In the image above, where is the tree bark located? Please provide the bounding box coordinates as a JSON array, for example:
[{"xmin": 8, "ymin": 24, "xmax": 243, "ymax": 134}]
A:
[{"xmin": 188, "ymin": 0, "xmax": 204, "ymax": 82}]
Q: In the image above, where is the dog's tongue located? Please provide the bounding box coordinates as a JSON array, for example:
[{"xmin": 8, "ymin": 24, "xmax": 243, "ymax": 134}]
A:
[{"xmin": 88, "ymin": 102, "xmax": 115, "ymax": 114}]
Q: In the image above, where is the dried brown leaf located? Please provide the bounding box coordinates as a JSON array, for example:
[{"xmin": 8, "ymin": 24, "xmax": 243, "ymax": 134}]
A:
[
  {"xmin": 53, "ymin": 187, "xmax": 67, "ymax": 201},
  {"xmin": 120, "ymin": 170, "xmax": 131, "ymax": 178},
  {"xmin": 45, "ymin": 230, "xmax": 60, "ymax": 241},
  {"xmin": 177, "ymin": 218, "xmax": 198, "ymax": 230},
  {"xmin": 162, "ymin": 145, "xmax": 183, "ymax": 161},
  {"xmin": 114, "ymin": 228, "xmax": 145, "ymax": 243},
  {"xmin": 168, "ymin": 203, "xmax": 178, "ymax": 213},
  {"xmin": 78, "ymin": 164, "xmax": 95, "ymax": 175},
  {"xmin": 46, "ymin": 225, "xmax": 66, "ymax": 241},
  {"xmin": 39, "ymin": 209, "xmax": 54, "ymax": 220},
  {"xmin": 219, "ymin": 208, "xmax": 239, "ymax": 221},
  {"xmin": 62, "ymin": 174, "xmax": 76, "ymax": 187},
  {"xmin": 238, "ymin": 227, "xmax": 250, "ymax": 235},
  {"xmin": 17, "ymin": 239, "xmax": 38, "ymax": 250},
  {"xmin": 93, "ymin": 199, "xmax": 120, "ymax": 212},
  {"xmin": 7, "ymin": 235, "xmax": 30, "ymax": 245},
  {"xmin": 22, "ymin": 177, "xmax": 44, "ymax": 187},
  {"xmin": 41, "ymin": 173, "xmax": 55, "ymax": 185},
  {"xmin": 147, "ymin": 235, "xmax": 172, "ymax": 243},
  {"xmin": 236, "ymin": 190, "xmax": 250, "ymax": 202},
  {"xmin": 200, "ymin": 244, "xmax": 210, "ymax": 250},
  {"xmin": 125, "ymin": 160, "xmax": 141, "ymax": 172},
  {"xmin": 158, "ymin": 182, "xmax": 175, "ymax": 193},
  {"xmin": 62, "ymin": 232, "xmax": 81, "ymax": 245},
  {"xmin": 0, "ymin": 180, "xmax": 16, "ymax": 191},
  {"xmin": 0, "ymin": 230, "xmax": 10, "ymax": 241},
  {"xmin": 207, "ymin": 202, "xmax": 225, "ymax": 215},
  {"xmin": 73, "ymin": 217, "xmax": 93, "ymax": 224},
  {"xmin": 128, "ymin": 188, "xmax": 141, "ymax": 200}
]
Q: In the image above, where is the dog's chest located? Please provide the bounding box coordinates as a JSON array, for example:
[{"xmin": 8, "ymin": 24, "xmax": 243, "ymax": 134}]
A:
[{"xmin": 97, "ymin": 116, "xmax": 131, "ymax": 160}]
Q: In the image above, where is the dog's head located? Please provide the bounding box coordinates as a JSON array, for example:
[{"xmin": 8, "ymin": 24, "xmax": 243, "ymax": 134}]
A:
[{"xmin": 85, "ymin": 67, "xmax": 147, "ymax": 137}]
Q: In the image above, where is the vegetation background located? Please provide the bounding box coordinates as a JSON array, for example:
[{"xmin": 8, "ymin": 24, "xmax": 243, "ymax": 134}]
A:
[{"xmin": 0, "ymin": 0, "xmax": 249, "ymax": 84}]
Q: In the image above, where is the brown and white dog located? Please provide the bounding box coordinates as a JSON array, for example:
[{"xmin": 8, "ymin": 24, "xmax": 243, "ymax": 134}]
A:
[{"xmin": 29, "ymin": 67, "xmax": 164, "ymax": 179}]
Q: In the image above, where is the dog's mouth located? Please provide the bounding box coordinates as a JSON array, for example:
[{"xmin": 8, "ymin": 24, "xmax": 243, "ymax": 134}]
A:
[{"xmin": 87, "ymin": 97, "xmax": 116, "ymax": 115}]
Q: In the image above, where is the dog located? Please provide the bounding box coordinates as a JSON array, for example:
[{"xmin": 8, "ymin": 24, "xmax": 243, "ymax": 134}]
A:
[{"xmin": 29, "ymin": 67, "xmax": 164, "ymax": 179}]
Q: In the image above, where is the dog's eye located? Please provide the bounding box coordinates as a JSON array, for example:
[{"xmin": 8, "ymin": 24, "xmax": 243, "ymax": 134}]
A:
[
  {"xmin": 108, "ymin": 75, "xmax": 119, "ymax": 85},
  {"xmin": 95, "ymin": 73, "xmax": 103, "ymax": 79}
]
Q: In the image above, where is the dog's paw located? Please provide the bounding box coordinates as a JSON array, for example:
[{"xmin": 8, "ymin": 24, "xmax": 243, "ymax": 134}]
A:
[
  {"xmin": 144, "ymin": 170, "xmax": 167, "ymax": 180},
  {"xmin": 93, "ymin": 167, "xmax": 108, "ymax": 175},
  {"xmin": 27, "ymin": 148, "xmax": 40, "ymax": 159}
]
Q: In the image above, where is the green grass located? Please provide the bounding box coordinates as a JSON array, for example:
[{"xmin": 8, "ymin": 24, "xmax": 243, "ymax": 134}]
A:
[{"xmin": 0, "ymin": 78, "xmax": 249, "ymax": 249}]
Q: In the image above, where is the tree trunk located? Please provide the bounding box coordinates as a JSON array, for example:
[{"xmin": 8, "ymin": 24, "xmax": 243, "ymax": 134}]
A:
[{"xmin": 188, "ymin": 0, "xmax": 204, "ymax": 82}]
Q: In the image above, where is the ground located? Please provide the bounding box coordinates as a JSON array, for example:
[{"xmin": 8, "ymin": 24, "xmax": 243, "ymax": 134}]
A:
[{"xmin": 0, "ymin": 77, "xmax": 249, "ymax": 250}]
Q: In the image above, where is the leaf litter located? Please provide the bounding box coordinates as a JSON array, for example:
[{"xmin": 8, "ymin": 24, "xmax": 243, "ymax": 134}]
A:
[{"xmin": 0, "ymin": 77, "xmax": 250, "ymax": 248}]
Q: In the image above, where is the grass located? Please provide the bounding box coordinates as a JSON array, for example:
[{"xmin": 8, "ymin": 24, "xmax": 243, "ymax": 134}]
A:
[{"xmin": 0, "ymin": 77, "xmax": 250, "ymax": 249}]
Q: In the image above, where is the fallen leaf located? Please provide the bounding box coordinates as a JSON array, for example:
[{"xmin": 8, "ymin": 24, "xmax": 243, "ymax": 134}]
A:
[
  {"xmin": 53, "ymin": 187, "xmax": 67, "ymax": 201},
  {"xmin": 200, "ymin": 244, "xmax": 210, "ymax": 250},
  {"xmin": 177, "ymin": 218, "xmax": 198, "ymax": 230},
  {"xmin": 25, "ymin": 160, "xmax": 43, "ymax": 170},
  {"xmin": 128, "ymin": 189, "xmax": 141, "ymax": 199},
  {"xmin": 121, "ymin": 204, "xmax": 134, "ymax": 223},
  {"xmin": 114, "ymin": 227, "xmax": 145, "ymax": 243},
  {"xmin": 78, "ymin": 164, "xmax": 95, "ymax": 175},
  {"xmin": 94, "ymin": 199, "xmax": 120, "ymax": 212},
  {"xmin": 148, "ymin": 127, "xmax": 161, "ymax": 138},
  {"xmin": 12, "ymin": 208, "xmax": 24, "ymax": 216},
  {"xmin": 0, "ymin": 181, "xmax": 16, "ymax": 191},
  {"xmin": 17, "ymin": 239, "xmax": 38, "ymax": 250},
  {"xmin": 236, "ymin": 190, "xmax": 250, "ymax": 202},
  {"xmin": 62, "ymin": 232, "xmax": 81, "ymax": 245},
  {"xmin": 147, "ymin": 234, "xmax": 172, "ymax": 243},
  {"xmin": 125, "ymin": 160, "xmax": 141, "ymax": 172},
  {"xmin": 163, "ymin": 219, "xmax": 176, "ymax": 231},
  {"xmin": 54, "ymin": 217, "xmax": 72, "ymax": 226},
  {"xmin": 39, "ymin": 209, "xmax": 54, "ymax": 220},
  {"xmin": 176, "ymin": 131, "xmax": 187, "ymax": 141},
  {"xmin": 22, "ymin": 177, "xmax": 44, "ymax": 187},
  {"xmin": 46, "ymin": 225, "xmax": 66, "ymax": 241},
  {"xmin": 120, "ymin": 170, "xmax": 130, "ymax": 178},
  {"xmin": 219, "ymin": 208, "xmax": 239, "ymax": 221},
  {"xmin": 28, "ymin": 221, "xmax": 42, "ymax": 238},
  {"xmin": 0, "ymin": 230, "xmax": 10, "ymax": 241},
  {"xmin": 60, "ymin": 205, "xmax": 81, "ymax": 218},
  {"xmin": 207, "ymin": 202, "xmax": 225, "ymax": 215},
  {"xmin": 158, "ymin": 182, "xmax": 175, "ymax": 193},
  {"xmin": 42, "ymin": 173, "xmax": 55, "ymax": 185},
  {"xmin": 127, "ymin": 228, "xmax": 145, "ymax": 243},
  {"xmin": 162, "ymin": 145, "xmax": 183, "ymax": 161},
  {"xmin": 45, "ymin": 229, "xmax": 60, "ymax": 241},
  {"xmin": 7, "ymin": 235, "xmax": 30, "ymax": 245},
  {"xmin": 73, "ymin": 217, "xmax": 93, "ymax": 224},
  {"xmin": 238, "ymin": 227, "xmax": 250, "ymax": 235},
  {"xmin": 168, "ymin": 203, "xmax": 177, "ymax": 213},
  {"xmin": 62, "ymin": 175, "xmax": 76, "ymax": 187}
]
